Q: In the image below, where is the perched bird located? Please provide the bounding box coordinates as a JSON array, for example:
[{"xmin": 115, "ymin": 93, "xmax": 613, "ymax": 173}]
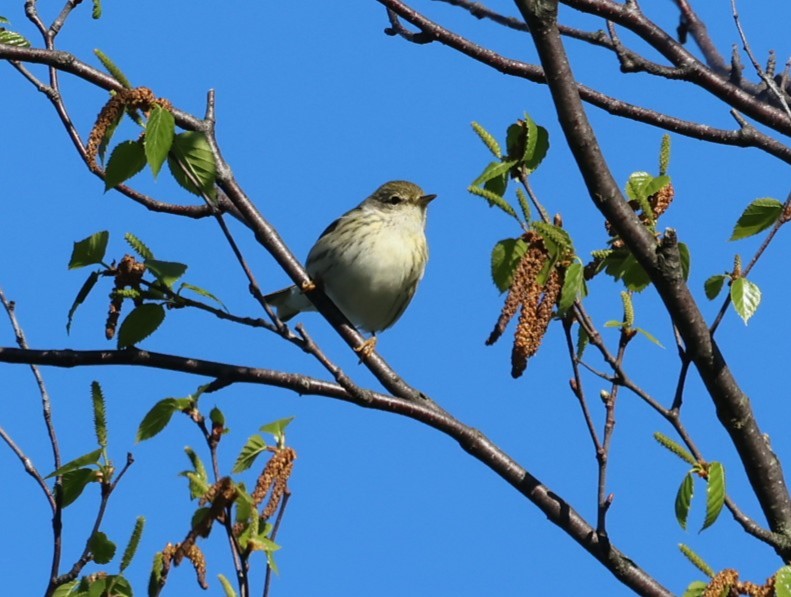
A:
[{"xmin": 265, "ymin": 180, "xmax": 437, "ymax": 352}]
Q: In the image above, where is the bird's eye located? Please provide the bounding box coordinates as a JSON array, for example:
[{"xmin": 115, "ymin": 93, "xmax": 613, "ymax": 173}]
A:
[{"xmin": 387, "ymin": 195, "xmax": 403, "ymax": 205}]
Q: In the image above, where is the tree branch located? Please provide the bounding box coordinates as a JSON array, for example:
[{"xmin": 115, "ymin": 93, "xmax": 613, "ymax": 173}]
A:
[
  {"xmin": 375, "ymin": 1, "xmax": 791, "ymax": 164},
  {"xmin": 0, "ymin": 343, "xmax": 667, "ymax": 592},
  {"xmin": 513, "ymin": 0, "xmax": 791, "ymax": 556}
]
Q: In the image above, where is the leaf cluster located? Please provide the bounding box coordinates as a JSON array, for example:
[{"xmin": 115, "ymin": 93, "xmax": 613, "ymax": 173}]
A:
[
  {"xmin": 87, "ymin": 57, "xmax": 217, "ymax": 199},
  {"xmin": 702, "ymin": 198, "xmax": 784, "ymax": 324},
  {"xmin": 136, "ymin": 391, "xmax": 294, "ymax": 590},
  {"xmin": 67, "ymin": 230, "xmax": 223, "ymax": 347},
  {"xmin": 47, "ymin": 383, "xmax": 146, "ymax": 597}
]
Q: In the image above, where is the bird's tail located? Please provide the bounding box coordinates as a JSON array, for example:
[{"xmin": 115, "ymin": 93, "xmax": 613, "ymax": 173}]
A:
[{"xmin": 264, "ymin": 285, "xmax": 311, "ymax": 321}]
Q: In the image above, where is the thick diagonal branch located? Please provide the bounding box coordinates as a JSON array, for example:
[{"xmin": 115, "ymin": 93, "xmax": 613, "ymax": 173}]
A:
[{"xmin": 514, "ymin": 0, "xmax": 791, "ymax": 553}]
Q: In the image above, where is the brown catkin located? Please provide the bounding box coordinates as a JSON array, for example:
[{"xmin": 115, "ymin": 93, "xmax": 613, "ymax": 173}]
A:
[
  {"xmin": 105, "ymin": 254, "xmax": 146, "ymax": 339},
  {"xmin": 252, "ymin": 447, "xmax": 297, "ymax": 519},
  {"xmin": 510, "ymin": 268, "xmax": 561, "ymax": 378},
  {"xmin": 87, "ymin": 87, "xmax": 172, "ymax": 171},
  {"xmin": 703, "ymin": 569, "xmax": 739, "ymax": 597},
  {"xmin": 183, "ymin": 544, "xmax": 208, "ymax": 590},
  {"xmin": 650, "ymin": 181, "xmax": 675, "ymax": 219},
  {"xmin": 487, "ymin": 237, "xmax": 547, "ymax": 346}
]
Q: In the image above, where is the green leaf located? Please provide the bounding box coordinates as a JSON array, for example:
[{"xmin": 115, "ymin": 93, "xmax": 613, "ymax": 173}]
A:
[
  {"xmin": 234, "ymin": 486, "xmax": 255, "ymax": 524},
  {"xmin": 167, "ymin": 131, "xmax": 218, "ymax": 199},
  {"xmin": 103, "ymin": 576, "xmax": 133, "ymax": 597},
  {"xmin": 635, "ymin": 327, "xmax": 665, "ymax": 348},
  {"xmin": 471, "ymin": 121, "xmax": 501, "ymax": 158},
  {"xmin": 124, "ymin": 232, "xmax": 154, "ymax": 260},
  {"xmin": 625, "ymin": 171, "xmax": 651, "ymax": 200},
  {"xmin": 603, "ymin": 320, "xmax": 623, "ymax": 329},
  {"xmin": 467, "ymin": 185, "xmax": 518, "ymax": 220},
  {"xmin": 730, "ymin": 198, "xmax": 783, "ymax": 240},
  {"xmin": 681, "ymin": 581, "xmax": 707, "ymax": 597},
  {"xmin": 490, "ymin": 238, "xmax": 529, "ymax": 293},
  {"xmin": 89, "ymin": 531, "xmax": 116, "ymax": 565},
  {"xmin": 524, "ymin": 125, "xmax": 549, "ymax": 173},
  {"xmin": 776, "ymin": 566, "xmax": 791, "ymax": 597},
  {"xmin": 90, "ymin": 381, "xmax": 108, "ymax": 449},
  {"xmin": 704, "ymin": 274, "xmax": 727, "ymax": 300},
  {"xmin": 47, "ymin": 448, "xmax": 103, "ymax": 478},
  {"xmin": 576, "ymin": 325, "xmax": 589, "ymax": 359},
  {"xmin": 0, "ymin": 29, "xmax": 31, "ymax": 47},
  {"xmin": 483, "ymin": 172, "xmax": 508, "ymax": 198},
  {"xmin": 92, "ymin": 0, "xmax": 102, "ymax": 19},
  {"xmin": 218, "ymin": 574, "xmax": 238, "ymax": 597},
  {"xmin": 69, "ymin": 231, "xmax": 109, "ymax": 270},
  {"xmin": 117, "ymin": 303, "xmax": 165, "ymax": 348},
  {"xmin": 181, "ymin": 470, "xmax": 211, "ymax": 500},
  {"xmin": 184, "ymin": 446, "xmax": 209, "ymax": 484},
  {"xmin": 558, "ymin": 262, "xmax": 584, "ymax": 314},
  {"xmin": 644, "ymin": 175, "xmax": 671, "ymax": 199},
  {"xmin": 233, "ymin": 434, "xmax": 268, "ymax": 474},
  {"xmin": 136, "ymin": 398, "xmax": 181, "ymax": 442},
  {"xmin": 260, "ymin": 417, "xmax": 294, "ymax": 446},
  {"xmin": 210, "ymin": 406, "xmax": 225, "ymax": 428},
  {"xmin": 0, "ymin": 16, "xmax": 9, "ymax": 24},
  {"xmin": 52, "ymin": 580, "xmax": 79, "ymax": 597},
  {"xmin": 675, "ymin": 472, "xmax": 694, "ymax": 530},
  {"xmin": 146, "ymin": 259, "xmax": 187, "ymax": 289},
  {"xmin": 145, "ymin": 105, "xmax": 175, "ymax": 177},
  {"xmin": 730, "ymin": 277, "xmax": 761, "ymax": 324},
  {"xmin": 120, "ymin": 516, "xmax": 145, "ymax": 572},
  {"xmin": 625, "ymin": 171, "xmax": 655, "ymax": 220},
  {"xmin": 94, "ymin": 49, "xmax": 131, "ymax": 89},
  {"xmin": 701, "ymin": 462, "xmax": 725, "ymax": 531},
  {"xmin": 506, "ymin": 115, "xmax": 549, "ymax": 173},
  {"xmin": 602, "ymin": 249, "xmax": 651, "ymax": 292},
  {"xmin": 104, "ymin": 140, "xmax": 147, "ymax": 191},
  {"xmin": 471, "ymin": 160, "xmax": 518, "ymax": 188},
  {"xmin": 191, "ymin": 506, "xmax": 212, "ymax": 532},
  {"xmin": 179, "ymin": 282, "xmax": 227, "ymax": 310},
  {"xmin": 531, "ymin": 221, "xmax": 574, "ymax": 256},
  {"xmin": 66, "ymin": 271, "xmax": 101, "ymax": 334},
  {"xmin": 60, "ymin": 468, "xmax": 99, "ymax": 507},
  {"xmin": 678, "ymin": 241, "xmax": 691, "ymax": 281}
]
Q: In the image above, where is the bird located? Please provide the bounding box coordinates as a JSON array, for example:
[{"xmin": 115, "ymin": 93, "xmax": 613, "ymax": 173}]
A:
[{"xmin": 264, "ymin": 180, "xmax": 437, "ymax": 354}]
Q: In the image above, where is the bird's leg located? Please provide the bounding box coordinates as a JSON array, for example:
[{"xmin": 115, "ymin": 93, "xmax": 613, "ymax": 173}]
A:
[{"xmin": 354, "ymin": 334, "xmax": 377, "ymax": 358}]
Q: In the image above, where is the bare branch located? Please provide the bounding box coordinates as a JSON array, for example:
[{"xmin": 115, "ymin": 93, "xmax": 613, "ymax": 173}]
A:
[{"xmin": 373, "ymin": 1, "xmax": 791, "ymax": 163}]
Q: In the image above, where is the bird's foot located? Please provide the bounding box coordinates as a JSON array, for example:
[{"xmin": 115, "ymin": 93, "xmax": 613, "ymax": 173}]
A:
[
  {"xmin": 301, "ymin": 279, "xmax": 317, "ymax": 292},
  {"xmin": 354, "ymin": 336, "xmax": 377, "ymax": 358}
]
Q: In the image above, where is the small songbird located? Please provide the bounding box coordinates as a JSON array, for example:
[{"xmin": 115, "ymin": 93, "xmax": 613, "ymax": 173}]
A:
[{"xmin": 265, "ymin": 180, "xmax": 437, "ymax": 352}]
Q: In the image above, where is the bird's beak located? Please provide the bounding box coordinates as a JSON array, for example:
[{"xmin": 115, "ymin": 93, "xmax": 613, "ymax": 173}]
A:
[{"xmin": 419, "ymin": 193, "xmax": 438, "ymax": 207}]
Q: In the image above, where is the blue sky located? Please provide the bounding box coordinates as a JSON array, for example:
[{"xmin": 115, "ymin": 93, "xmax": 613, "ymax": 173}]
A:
[{"xmin": 2, "ymin": 2, "xmax": 791, "ymax": 595}]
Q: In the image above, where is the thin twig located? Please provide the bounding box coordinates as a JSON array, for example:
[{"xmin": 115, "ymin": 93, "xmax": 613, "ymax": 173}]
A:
[
  {"xmin": 730, "ymin": 0, "xmax": 791, "ymax": 121},
  {"xmin": 262, "ymin": 491, "xmax": 291, "ymax": 597}
]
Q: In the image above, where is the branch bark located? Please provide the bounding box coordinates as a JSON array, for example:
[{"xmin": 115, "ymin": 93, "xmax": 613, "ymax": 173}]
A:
[
  {"xmin": 513, "ymin": 0, "xmax": 791, "ymax": 554},
  {"xmin": 0, "ymin": 344, "xmax": 669, "ymax": 594}
]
